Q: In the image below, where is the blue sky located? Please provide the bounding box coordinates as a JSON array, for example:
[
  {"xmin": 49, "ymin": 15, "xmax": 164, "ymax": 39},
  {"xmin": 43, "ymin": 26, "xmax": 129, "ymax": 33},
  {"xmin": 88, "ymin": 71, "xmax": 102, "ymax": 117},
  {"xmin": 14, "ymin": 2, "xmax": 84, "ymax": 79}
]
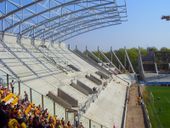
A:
[{"xmin": 66, "ymin": 0, "xmax": 170, "ymax": 51}]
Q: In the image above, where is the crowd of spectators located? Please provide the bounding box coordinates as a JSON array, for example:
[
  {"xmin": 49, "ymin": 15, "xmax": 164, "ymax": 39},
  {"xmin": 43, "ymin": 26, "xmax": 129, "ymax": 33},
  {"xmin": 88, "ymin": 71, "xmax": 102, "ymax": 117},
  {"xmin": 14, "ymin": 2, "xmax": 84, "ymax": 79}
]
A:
[{"xmin": 0, "ymin": 84, "xmax": 84, "ymax": 128}]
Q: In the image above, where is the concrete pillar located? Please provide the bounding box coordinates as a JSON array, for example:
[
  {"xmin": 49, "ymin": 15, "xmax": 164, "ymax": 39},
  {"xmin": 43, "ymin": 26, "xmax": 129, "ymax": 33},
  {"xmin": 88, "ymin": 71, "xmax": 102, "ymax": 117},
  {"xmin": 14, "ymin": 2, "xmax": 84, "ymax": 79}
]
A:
[
  {"xmin": 155, "ymin": 63, "xmax": 158, "ymax": 75},
  {"xmin": 30, "ymin": 88, "xmax": 32, "ymax": 103},
  {"xmin": 6, "ymin": 74, "xmax": 9, "ymax": 89},
  {"xmin": 18, "ymin": 80, "xmax": 21, "ymax": 96},
  {"xmin": 41, "ymin": 95, "xmax": 44, "ymax": 110}
]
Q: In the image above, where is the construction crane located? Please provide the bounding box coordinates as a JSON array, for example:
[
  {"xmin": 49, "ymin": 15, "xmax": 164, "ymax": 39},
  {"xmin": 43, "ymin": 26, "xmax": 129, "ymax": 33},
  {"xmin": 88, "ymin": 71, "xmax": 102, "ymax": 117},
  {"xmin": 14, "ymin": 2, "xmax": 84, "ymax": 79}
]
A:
[{"xmin": 161, "ymin": 16, "xmax": 170, "ymax": 21}]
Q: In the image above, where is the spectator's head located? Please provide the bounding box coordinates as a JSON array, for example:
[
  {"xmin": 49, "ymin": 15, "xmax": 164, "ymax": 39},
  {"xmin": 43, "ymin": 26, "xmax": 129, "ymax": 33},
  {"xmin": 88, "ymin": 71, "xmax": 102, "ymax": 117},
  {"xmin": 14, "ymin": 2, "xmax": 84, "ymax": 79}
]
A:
[
  {"xmin": 67, "ymin": 121, "xmax": 71, "ymax": 126},
  {"xmin": 79, "ymin": 122, "xmax": 83, "ymax": 126},
  {"xmin": 55, "ymin": 115, "xmax": 58, "ymax": 118}
]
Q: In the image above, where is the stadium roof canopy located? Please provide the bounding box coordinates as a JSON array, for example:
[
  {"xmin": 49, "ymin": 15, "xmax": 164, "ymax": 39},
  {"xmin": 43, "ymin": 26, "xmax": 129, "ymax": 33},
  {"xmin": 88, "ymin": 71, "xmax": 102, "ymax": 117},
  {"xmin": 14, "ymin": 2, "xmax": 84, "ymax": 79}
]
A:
[{"xmin": 0, "ymin": 0, "xmax": 127, "ymax": 43}]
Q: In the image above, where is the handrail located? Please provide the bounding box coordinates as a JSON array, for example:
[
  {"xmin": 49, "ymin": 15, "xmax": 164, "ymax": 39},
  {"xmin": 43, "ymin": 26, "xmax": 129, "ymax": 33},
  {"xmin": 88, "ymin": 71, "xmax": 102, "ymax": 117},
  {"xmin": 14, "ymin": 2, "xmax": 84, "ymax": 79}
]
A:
[
  {"xmin": 80, "ymin": 115, "xmax": 109, "ymax": 128},
  {"xmin": 79, "ymin": 84, "xmax": 103, "ymax": 114},
  {"xmin": 78, "ymin": 81, "xmax": 111, "ymax": 128}
]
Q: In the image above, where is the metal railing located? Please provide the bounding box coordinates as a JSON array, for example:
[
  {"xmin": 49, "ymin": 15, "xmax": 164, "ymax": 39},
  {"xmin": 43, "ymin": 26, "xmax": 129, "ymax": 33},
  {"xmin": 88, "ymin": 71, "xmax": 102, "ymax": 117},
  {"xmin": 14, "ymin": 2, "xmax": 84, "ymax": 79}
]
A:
[
  {"xmin": 0, "ymin": 68, "xmax": 109, "ymax": 128},
  {"xmin": 79, "ymin": 78, "xmax": 108, "ymax": 115},
  {"xmin": 80, "ymin": 115, "xmax": 109, "ymax": 128},
  {"xmin": 0, "ymin": 69, "xmax": 66, "ymax": 119}
]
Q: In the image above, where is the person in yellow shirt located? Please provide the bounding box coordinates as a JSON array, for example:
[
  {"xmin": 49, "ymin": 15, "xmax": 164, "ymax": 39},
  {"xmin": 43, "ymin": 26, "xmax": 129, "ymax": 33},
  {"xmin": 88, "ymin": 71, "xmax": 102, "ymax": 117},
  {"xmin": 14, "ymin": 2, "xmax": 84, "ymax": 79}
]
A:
[
  {"xmin": 18, "ymin": 118, "xmax": 27, "ymax": 128},
  {"xmin": 8, "ymin": 118, "xmax": 20, "ymax": 128},
  {"xmin": 20, "ymin": 121, "xmax": 27, "ymax": 128}
]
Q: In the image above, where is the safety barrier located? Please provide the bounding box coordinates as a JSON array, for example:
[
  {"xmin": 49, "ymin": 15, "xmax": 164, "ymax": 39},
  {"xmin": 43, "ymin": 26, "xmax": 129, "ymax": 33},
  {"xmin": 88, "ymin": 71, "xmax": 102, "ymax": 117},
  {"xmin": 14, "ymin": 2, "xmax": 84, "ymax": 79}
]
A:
[
  {"xmin": 79, "ymin": 84, "xmax": 104, "ymax": 115},
  {"xmin": 0, "ymin": 69, "xmax": 109, "ymax": 128},
  {"xmin": 80, "ymin": 115, "xmax": 109, "ymax": 128},
  {"xmin": 0, "ymin": 69, "xmax": 66, "ymax": 119}
]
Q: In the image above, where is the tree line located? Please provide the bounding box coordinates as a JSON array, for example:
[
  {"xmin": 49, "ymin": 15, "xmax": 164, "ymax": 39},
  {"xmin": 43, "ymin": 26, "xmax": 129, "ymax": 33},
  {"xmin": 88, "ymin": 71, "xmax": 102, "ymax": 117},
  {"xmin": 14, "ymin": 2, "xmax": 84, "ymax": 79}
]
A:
[{"xmin": 92, "ymin": 47, "xmax": 170, "ymax": 73}]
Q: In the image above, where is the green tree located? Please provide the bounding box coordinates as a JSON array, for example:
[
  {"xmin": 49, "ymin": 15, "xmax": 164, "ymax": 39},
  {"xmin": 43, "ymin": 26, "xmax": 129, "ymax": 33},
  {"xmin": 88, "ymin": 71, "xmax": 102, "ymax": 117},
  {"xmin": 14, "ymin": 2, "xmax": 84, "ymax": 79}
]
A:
[
  {"xmin": 140, "ymin": 48, "xmax": 147, "ymax": 56},
  {"xmin": 114, "ymin": 48, "xmax": 126, "ymax": 65},
  {"xmin": 160, "ymin": 47, "xmax": 170, "ymax": 52},
  {"xmin": 147, "ymin": 47, "xmax": 158, "ymax": 52},
  {"xmin": 93, "ymin": 51, "xmax": 105, "ymax": 62},
  {"xmin": 89, "ymin": 46, "xmax": 170, "ymax": 73},
  {"xmin": 127, "ymin": 48, "xmax": 138, "ymax": 72}
]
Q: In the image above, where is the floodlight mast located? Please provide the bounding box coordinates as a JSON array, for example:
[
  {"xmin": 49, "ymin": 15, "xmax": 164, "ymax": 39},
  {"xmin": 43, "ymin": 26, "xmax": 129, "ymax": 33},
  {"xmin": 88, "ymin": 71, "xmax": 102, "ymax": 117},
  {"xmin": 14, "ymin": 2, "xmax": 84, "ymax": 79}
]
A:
[{"xmin": 161, "ymin": 16, "xmax": 170, "ymax": 21}]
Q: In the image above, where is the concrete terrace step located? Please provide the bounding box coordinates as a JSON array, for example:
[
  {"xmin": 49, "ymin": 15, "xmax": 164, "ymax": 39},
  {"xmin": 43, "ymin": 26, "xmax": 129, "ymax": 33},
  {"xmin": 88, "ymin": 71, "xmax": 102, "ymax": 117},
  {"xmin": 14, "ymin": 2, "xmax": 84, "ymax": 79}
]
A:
[
  {"xmin": 59, "ymin": 85, "xmax": 88, "ymax": 106},
  {"xmin": 47, "ymin": 91, "xmax": 72, "ymax": 109},
  {"xmin": 85, "ymin": 74, "xmax": 102, "ymax": 85},
  {"xmin": 70, "ymin": 82, "xmax": 89, "ymax": 96},
  {"xmin": 78, "ymin": 78, "xmax": 98, "ymax": 89}
]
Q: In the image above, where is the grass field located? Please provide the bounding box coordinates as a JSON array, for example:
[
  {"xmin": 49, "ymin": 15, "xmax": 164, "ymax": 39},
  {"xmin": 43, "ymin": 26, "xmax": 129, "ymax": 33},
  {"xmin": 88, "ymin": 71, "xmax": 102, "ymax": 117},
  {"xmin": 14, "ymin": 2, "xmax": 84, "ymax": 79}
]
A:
[{"xmin": 143, "ymin": 86, "xmax": 170, "ymax": 128}]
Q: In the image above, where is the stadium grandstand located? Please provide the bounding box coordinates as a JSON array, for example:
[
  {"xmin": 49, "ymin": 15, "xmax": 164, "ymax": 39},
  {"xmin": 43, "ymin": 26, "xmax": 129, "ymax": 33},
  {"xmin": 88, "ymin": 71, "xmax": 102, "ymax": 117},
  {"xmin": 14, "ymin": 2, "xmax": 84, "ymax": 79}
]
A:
[
  {"xmin": 138, "ymin": 48, "xmax": 170, "ymax": 85},
  {"xmin": 0, "ymin": 0, "xmax": 137, "ymax": 128}
]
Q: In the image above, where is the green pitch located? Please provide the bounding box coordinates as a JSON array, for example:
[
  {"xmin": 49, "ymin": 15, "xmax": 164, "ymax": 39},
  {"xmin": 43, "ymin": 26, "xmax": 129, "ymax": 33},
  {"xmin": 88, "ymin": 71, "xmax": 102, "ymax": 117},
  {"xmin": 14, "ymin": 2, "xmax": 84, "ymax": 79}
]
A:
[{"xmin": 144, "ymin": 86, "xmax": 170, "ymax": 128}]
